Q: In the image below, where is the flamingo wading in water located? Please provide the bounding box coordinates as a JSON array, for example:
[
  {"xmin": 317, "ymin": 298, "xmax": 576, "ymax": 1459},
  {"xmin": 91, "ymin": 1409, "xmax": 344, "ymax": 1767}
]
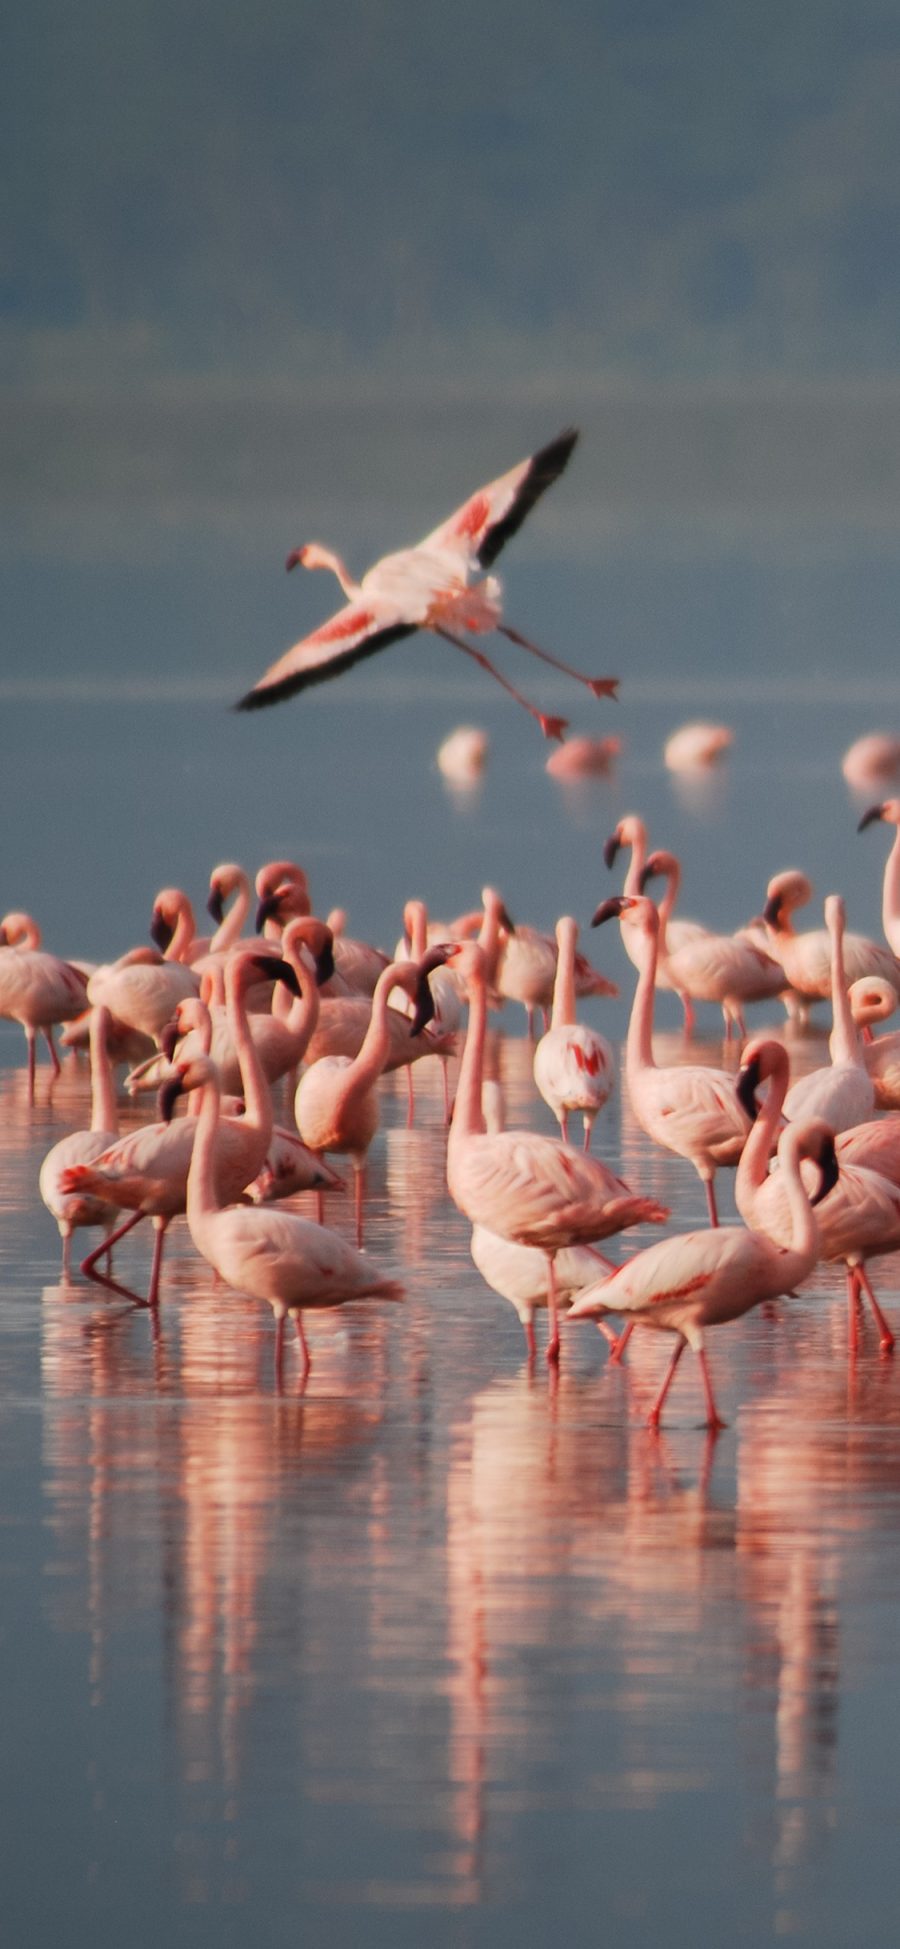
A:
[{"xmin": 236, "ymin": 429, "xmax": 617, "ymax": 739}]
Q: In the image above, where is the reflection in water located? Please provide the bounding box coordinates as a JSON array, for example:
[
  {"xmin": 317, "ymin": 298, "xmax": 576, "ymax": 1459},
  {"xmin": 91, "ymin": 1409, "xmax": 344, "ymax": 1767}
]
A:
[{"xmin": 1, "ymin": 969, "xmax": 900, "ymax": 1940}]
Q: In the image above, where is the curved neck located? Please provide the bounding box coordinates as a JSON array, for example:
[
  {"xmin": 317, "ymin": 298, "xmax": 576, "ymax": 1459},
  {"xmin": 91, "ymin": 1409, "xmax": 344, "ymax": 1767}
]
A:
[
  {"xmin": 551, "ymin": 921, "xmax": 578, "ymax": 1028},
  {"xmin": 166, "ymin": 900, "xmax": 196, "ymax": 964},
  {"xmin": 405, "ymin": 901, "xmax": 428, "ymax": 960},
  {"xmin": 778, "ymin": 1133, "xmax": 820, "ymax": 1268},
  {"xmin": 735, "ymin": 1051, "xmax": 788, "ymax": 1207},
  {"xmin": 225, "ymin": 966, "xmax": 273, "ymax": 1142},
  {"xmin": 278, "ymin": 932, "xmax": 321, "ymax": 1057},
  {"xmin": 625, "ymin": 916, "xmax": 658, "ymax": 1078},
  {"xmin": 350, "ymin": 966, "xmax": 408, "ymax": 1090},
  {"xmin": 310, "ymin": 546, "xmax": 359, "ymax": 598},
  {"xmin": 186, "ymin": 1071, "xmax": 223, "ymax": 1231},
  {"xmin": 828, "ymin": 912, "xmax": 860, "ymax": 1066},
  {"xmin": 210, "ymin": 874, "xmax": 250, "ymax": 953},
  {"xmin": 655, "ymin": 860, "xmax": 681, "ymax": 953},
  {"xmin": 882, "ymin": 827, "xmax": 900, "ymax": 955},
  {"xmin": 477, "ymin": 898, "xmax": 505, "ymax": 990},
  {"xmin": 89, "ymin": 1009, "xmax": 118, "ymax": 1134},
  {"xmin": 449, "ymin": 970, "xmax": 488, "ymax": 1151},
  {"xmin": 621, "ymin": 824, "xmax": 647, "ymax": 897}
]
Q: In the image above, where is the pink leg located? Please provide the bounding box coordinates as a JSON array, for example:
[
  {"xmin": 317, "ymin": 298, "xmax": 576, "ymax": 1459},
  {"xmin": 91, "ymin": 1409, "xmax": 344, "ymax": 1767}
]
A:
[
  {"xmin": 406, "ymin": 1063, "xmax": 415, "ymax": 1129},
  {"xmin": 433, "ymin": 624, "xmax": 568, "ymax": 741},
  {"xmin": 696, "ymin": 1348, "xmax": 726, "ymax": 1430},
  {"xmin": 274, "ymin": 1314, "xmax": 285, "ymax": 1388},
  {"xmin": 523, "ymin": 1315, "xmax": 537, "ymax": 1361},
  {"xmin": 441, "ymin": 1059, "xmax": 452, "ymax": 1125},
  {"xmin": 681, "ymin": 994, "xmax": 696, "ymax": 1038},
  {"xmin": 294, "ymin": 1312, "xmax": 311, "ymax": 1378},
  {"xmin": 608, "ymin": 1319, "xmax": 634, "ymax": 1365},
  {"xmin": 61, "ymin": 1231, "xmax": 72, "ymax": 1280},
  {"xmin": 647, "ymin": 1337, "xmax": 685, "ymax": 1426},
  {"xmin": 315, "ymin": 1188, "xmax": 324, "ymax": 1226},
  {"xmin": 545, "ymin": 1255, "xmax": 561, "ymax": 1365},
  {"xmin": 857, "ymin": 1264, "xmax": 895, "ymax": 1353},
  {"xmin": 596, "ymin": 1321, "xmax": 619, "ymax": 1346},
  {"xmin": 43, "ymin": 1027, "xmax": 61, "ymax": 1078},
  {"xmin": 82, "ymin": 1208, "xmax": 144, "ymax": 1278},
  {"xmin": 496, "ymin": 620, "xmax": 618, "ymax": 699},
  {"xmin": 582, "ymin": 1118, "xmax": 592, "ymax": 1153},
  {"xmin": 354, "ymin": 1165, "xmax": 365, "ymax": 1248},
  {"xmin": 704, "ymin": 1178, "xmax": 719, "ymax": 1228},
  {"xmin": 27, "ymin": 1030, "xmax": 36, "ymax": 1103},
  {"xmin": 846, "ymin": 1267, "xmax": 861, "ymax": 1357},
  {"xmin": 147, "ymin": 1219, "xmax": 168, "ymax": 1307},
  {"xmin": 559, "ymin": 1110, "xmax": 569, "ymax": 1143}
]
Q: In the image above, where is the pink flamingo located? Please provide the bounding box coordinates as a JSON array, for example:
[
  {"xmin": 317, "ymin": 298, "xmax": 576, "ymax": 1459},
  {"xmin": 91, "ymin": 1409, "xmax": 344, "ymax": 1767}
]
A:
[
  {"xmin": 294, "ymin": 955, "xmax": 441, "ymax": 1244},
  {"xmin": 858, "ymin": 798, "xmax": 900, "ymax": 956},
  {"xmin": 255, "ymin": 862, "xmax": 389, "ymax": 996},
  {"xmin": 532, "ymin": 916, "xmax": 615, "ymax": 1146},
  {"xmin": 494, "ymin": 906, "xmax": 617, "ymax": 1037},
  {"xmin": 236, "ymin": 429, "xmax": 617, "ymax": 739},
  {"xmin": 847, "ymin": 976, "xmax": 900, "ymax": 1108},
  {"xmin": 87, "ymin": 947, "xmax": 198, "ymax": 1047},
  {"xmin": 735, "ymin": 1037, "xmax": 896, "ymax": 1354},
  {"xmin": 0, "ymin": 911, "xmax": 89, "ymax": 1096},
  {"xmin": 161, "ymin": 1054, "xmax": 403, "ymax": 1384},
  {"xmin": 602, "ymin": 816, "xmax": 709, "ymax": 1032},
  {"xmin": 640, "ymin": 850, "xmax": 785, "ymax": 1038},
  {"xmin": 444, "ymin": 941, "xmax": 668, "ymax": 1363},
  {"xmin": 565, "ymin": 1119, "xmax": 834, "ymax": 1429},
  {"xmin": 39, "ymin": 1005, "xmax": 120, "ymax": 1275},
  {"xmin": 781, "ymin": 896, "xmax": 874, "ymax": 1131},
  {"xmin": 591, "ymin": 895, "xmax": 752, "ymax": 1224},
  {"xmin": 61, "ymin": 951, "xmax": 294, "ymax": 1305},
  {"xmin": 762, "ymin": 869, "xmax": 900, "ymax": 1004},
  {"xmin": 205, "ymin": 862, "xmax": 253, "ymax": 953}
]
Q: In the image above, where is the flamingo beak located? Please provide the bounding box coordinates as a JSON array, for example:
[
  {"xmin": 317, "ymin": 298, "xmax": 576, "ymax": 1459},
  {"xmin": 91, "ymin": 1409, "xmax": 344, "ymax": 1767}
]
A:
[
  {"xmin": 207, "ymin": 885, "xmax": 225, "ymax": 924},
  {"xmin": 314, "ymin": 941, "xmax": 335, "ymax": 987},
  {"xmin": 498, "ymin": 904, "xmax": 516, "ymax": 934},
  {"xmin": 602, "ymin": 834, "xmax": 621, "ymax": 870},
  {"xmin": 762, "ymin": 893, "xmax": 783, "ymax": 928},
  {"xmin": 638, "ymin": 863, "xmax": 661, "ymax": 893},
  {"xmin": 736, "ymin": 1055, "xmax": 762, "ymax": 1123},
  {"xmin": 591, "ymin": 896, "xmax": 627, "ymax": 927},
  {"xmin": 408, "ymin": 972, "xmax": 437, "ymax": 1038},
  {"xmin": 150, "ymin": 909, "xmax": 174, "ymax": 953},
  {"xmin": 160, "ymin": 1021, "xmax": 181, "ymax": 1060},
  {"xmin": 251, "ymin": 953, "xmax": 302, "ymax": 997},
  {"xmin": 285, "ymin": 547, "xmax": 304, "ymax": 572},
  {"xmin": 255, "ymin": 893, "xmax": 281, "ymax": 932},
  {"xmin": 858, "ymin": 803, "xmax": 886, "ymax": 832},
  {"xmin": 811, "ymin": 1136, "xmax": 839, "ymax": 1206},
  {"xmin": 158, "ymin": 1075, "xmax": 186, "ymax": 1123}
]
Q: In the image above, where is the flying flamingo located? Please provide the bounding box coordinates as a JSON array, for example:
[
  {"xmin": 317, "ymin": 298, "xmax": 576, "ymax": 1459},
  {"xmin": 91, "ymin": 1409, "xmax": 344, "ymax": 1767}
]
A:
[
  {"xmin": 235, "ymin": 429, "xmax": 617, "ymax": 739},
  {"xmin": 735, "ymin": 1037, "xmax": 897, "ymax": 1355},
  {"xmin": 781, "ymin": 896, "xmax": 874, "ymax": 1132},
  {"xmin": 39, "ymin": 1005, "xmax": 120, "ymax": 1275},
  {"xmin": 444, "ymin": 941, "xmax": 668, "ymax": 1363},
  {"xmin": 532, "ymin": 916, "xmax": 615, "ymax": 1146},
  {"xmin": 160, "ymin": 1054, "xmax": 403, "ymax": 1384},
  {"xmin": 0, "ymin": 911, "xmax": 89, "ymax": 1096},
  {"xmin": 565, "ymin": 1119, "xmax": 835, "ymax": 1430},
  {"xmin": 591, "ymin": 895, "xmax": 752, "ymax": 1225},
  {"xmin": 60, "ymin": 951, "xmax": 296, "ymax": 1305}
]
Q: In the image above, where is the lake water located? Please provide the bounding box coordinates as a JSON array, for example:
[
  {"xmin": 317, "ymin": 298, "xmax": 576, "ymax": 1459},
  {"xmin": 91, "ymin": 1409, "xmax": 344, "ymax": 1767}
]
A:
[{"xmin": 3, "ymin": 519, "xmax": 900, "ymax": 1945}]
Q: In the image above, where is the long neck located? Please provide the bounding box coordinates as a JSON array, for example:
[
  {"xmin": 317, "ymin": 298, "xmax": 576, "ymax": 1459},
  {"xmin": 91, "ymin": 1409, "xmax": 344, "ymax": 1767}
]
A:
[
  {"xmin": 654, "ymin": 860, "xmax": 681, "ymax": 959},
  {"xmin": 186, "ymin": 1071, "xmax": 224, "ymax": 1231},
  {"xmin": 882, "ymin": 827, "xmax": 900, "ymax": 955},
  {"xmin": 735, "ymin": 1053, "xmax": 788, "ymax": 1211},
  {"xmin": 226, "ymin": 968, "xmax": 273, "ymax": 1142},
  {"xmin": 477, "ymin": 898, "xmax": 504, "ymax": 989},
  {"xmin": 88, "ymin": 1010, "xmax": 118, "ymax": 1134},
  {"xmin": 828, "ymin": 912, "xmax": 860, "ymax": 1066},
  {"xmin": 406, "ymin": 901, "xmax": 428, "ymax": 960},
  {"xmin": 778, "ymin": 1134, "xmax": 820, "ymax": 1270},
  {"xmin": 350, "ymin": 967, "xmax": 405, "ymax": 1091},
  {"xmin": 312, "ymin": 547, "xmax": 360, "ymax": 598},
  {"xmin": 625, "ymin": 917, "xmax": 658, "ymax": 1079},
  {"xmin": 166, "ymin": 900, "xmax": 195, "ymax": 963},
  {"xmin": 279, "ymin": 936, "xmax": 320, "ymax": 1058},
  {"xmin": 449, "ymin": 971, "xmax": 488, "ymax": 1151},
  {"xmin": 622, "ymin": 824, "xmax": 647, "ymax": 896},
  {"xmin": 210, "ymin": 874, "xmax": 250, "ymax": 953},
  {"xmin": 550, "ymin": 920, "xmax": 577, "ymax": 1028}
]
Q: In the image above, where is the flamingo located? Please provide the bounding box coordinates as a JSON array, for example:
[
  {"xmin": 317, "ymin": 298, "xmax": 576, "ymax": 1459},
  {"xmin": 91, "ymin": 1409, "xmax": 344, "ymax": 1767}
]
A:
[
  {"xmin": 161, "ymin": 1054, "xmax": 403, "ymax": 1384},
  {"xmin": 444, "ymin": 941, "xmax": 668, "ymax": 1363},
  {"xmin": 640, "ymin": 850, "xmax": 785, "ymax": 1038},
  {"xmin": 565, "ymin": 1120, "xmax": 835, "ymax": 1430},
  {"xmin": 255, "ymin": 862, "xmax": 389, "ymax": 996},
  {"xmin": 532, "ymin": 916, "xmax": 615, "ymax": 1146},
  {"xmin": 87, "ymin": 947, "xmax": 198, "ymax": 1047},
  {"xmin": 235, "ymin": 428, "xmax": 617, "ymax": 739},
  {"xmin": 39, "ymin": 1005, "xmax": 120, "ymax": 1275},
  {"xmin": 735, "ymin": 1037, "xmax": 896, "ymax": 1355},
  {"xmin": 437, "ymin": 726, "xmax": 489, "ymax": 782},
  {"xmin": 602, "ymin": 816, "xmax": 709, "ymax": 1031},
  {"xmin": 591, "ymin": 895, "xmax": 752, "ymax": 1224},
  {"xmin": 761, "ymin": 870, "xmax": 900, "ymax": 1003},
  {"xmin": 858, "ymin": 798, "xmax": 900, "ymax": 957},
  {"xmin": 663, "ymin": 722, "xmax": 733, "ymax": 771},
  {"xmin": 494, "ymin": 907, "xmax": 617, "ymax": 1037},
  {"xmin": 847, "ymin": 976, "xmax": 900, "ymax": 1109},
  {"xmin": 294, "ymin": 955, "xmax": 441, "ymax": 1244},
  {"xmin": 781, "ymin": 895, "xmax": 875, "ymax": 1131},
  {"xmin": 545, "ymin": 734, "xmax": 622, "ymax": 778},
  {"xmin": 842, "ymin": 735, "xmax": 900, "ymax": 791},
  {"xmin": 393, "ymin": 898, "xmax": 462, "ymax": 1121},
  {"xmin": 206, "ymin": 862, "xmax": 253, "ymax": 953},
  {"xmin": 60, "ymin": 951, "xmax": 295, "ymax": 1305},
  {"xmin": 149, "ymin": 888, "xmax": 210, "ymax": 964},
  {"xmin": 0, "ymin": 911, "xmax": 89, "ymax": 1096}
]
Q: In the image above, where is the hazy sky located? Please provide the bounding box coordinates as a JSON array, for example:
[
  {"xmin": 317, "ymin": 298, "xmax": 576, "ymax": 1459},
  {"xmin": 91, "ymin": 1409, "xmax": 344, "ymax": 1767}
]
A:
[{"xmin": 5, "ymin": 1, "xmax": 900, "ymax": 678}]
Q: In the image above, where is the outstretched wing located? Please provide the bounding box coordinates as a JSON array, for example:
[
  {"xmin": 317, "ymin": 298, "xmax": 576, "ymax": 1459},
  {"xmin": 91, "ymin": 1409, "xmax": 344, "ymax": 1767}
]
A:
[
  {"xmin": 419, "ymin": 427, "xmax": 579, "ymax": 569},
  {"xmin": 235, "ymin": 602, "xmax": 418, "ymax": 711}
]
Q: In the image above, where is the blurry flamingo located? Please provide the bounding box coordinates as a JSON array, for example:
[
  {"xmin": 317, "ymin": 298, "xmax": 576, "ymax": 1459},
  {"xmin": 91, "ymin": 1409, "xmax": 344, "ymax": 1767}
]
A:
[
  {"xmin": 640, "ymin": 850, "xmax": 786, "ymax": 1039},
  {"xmin": 761, "ymin": 869, "xmax": 900, "ymax": 1007},
  {"xmin": 39, "ymin": 1005, "xmax": 120, "ymax": 1275},
  {"xmin": 781, "ymin": 896, "xmax": 874, "ymax": 1132},
  {"xmin": 545, "ymin": 734, "xmax": 622, "ymax": 779},
  {"xmin": 591, "ymin": 895, "xmax": 752, "ymax": 1225},
  {"xmin": 848, "ymin": 975, "xmax": 900, "ymax": 1109},
  {"xmin": 842, "ymin": 735, "xmax": 900, "ymax": 791},
  {"xmin": 566, "ymin": 1120, "xmax": 836, "ymax": 1430},
  {"xmin": 161, "ymin": 1054, "xmax": 403, "ymax": 1385},
  {"xmin": 858, "ymin": 798, "xmax": 900, "ymax": 957},
  {"xmin": 444, "ymin": 941, "xmax": 668, "ymax": 1364},
  {"xmin": 664, "ymin": 722, "xmax": 733, "ymax": 771},
  {"xmin": 437, "ymin": 726, "xmax": 489, "ymax": 783},
  {"xmin": 236, "ymin": 429, "xmax": 617, "ymax": 739},
  {"xmin": 0, "ymin": 911, "xmax": 89, "ymax": 1097},
  {"xmin": 532, "ymin": 916, "xmax": 615, "ymax": 1146}
]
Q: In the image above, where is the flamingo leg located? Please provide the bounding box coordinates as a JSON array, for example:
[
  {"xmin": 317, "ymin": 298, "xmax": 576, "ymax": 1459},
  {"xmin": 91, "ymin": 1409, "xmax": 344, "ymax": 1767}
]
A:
[
  {"xmin": 545, "ymin": 1255, "xmax": 561, "ymax": 1365},
  {"xmin": 82, "ymin": 1208, "xmax": 144, "ymax": 1278},
  {"xmin": 432, "ymin": 624, "xmax": 568, "ymax": 741},
  {"xmin": 523, "ymin": 1314, "xmax": 537, "ymax": 1362},
  {"xmin": 704, "ymin": 1178, "xmax": 720, "ymax": 1228},
  {"xmin": 856, "ymin": 1264, "xmax": 896, "ymax": 1353},
  {"xmin": 559, "ymin": 1109, "xmax": 569, "ymax": 1143},
  {"xmin": 406, "ymin": 1062, "xmax": 415, "ymax": 1129},
  {"xmin": 274, "ymin": 1314, "xmax": 285, "ymax": 1388},
  {"xmin": 648, "ymin": 1336, "xmax": 685, "ymax": 1426},
  {"xmin": 441, "ymin": 1058, "xmax": 452, "ymax": 1125},
  {"xmin": 582, "ymin": 1117, "xmax": 592, "ymax": 1153},
  {"xmin": 147, "ymin": 1218, "xmax": 168, "ymax": 1308},
  {"xmin": 846, "ymin": 1266, "xmax": 861, "ymax": 1357},
  {"xmin": 696, "ymin": 1348, "xmax": 727, "ymax": 1430},
  {"xmin": 680, "ymin": 994, "xmax": 696, "ymax": 1037},
  {"xmin": 607, "ymin": 1319, "xmax": 634, "ymax": 1365},
  {"xmin": 496, "ymin": 621, "xmax": 618, "ymax": 699},
  {"xmin": 26, "ymin": 1030, "xmax": 36, "ymax": 1103},
  {"xmin": 294, "ymin": 1312, "xmax": 311, "ymax": 1378},
  {"xmin": 43, "ymin": 1027, "xmax": 61, "ymax": 1077},
  {"xmin": 354, "ymin": 1165, "xmax": 365, "ymax": 1249},
  {"xmin": 314, "ymin": 1188, "xmax": 325, "ymax": 1226}
]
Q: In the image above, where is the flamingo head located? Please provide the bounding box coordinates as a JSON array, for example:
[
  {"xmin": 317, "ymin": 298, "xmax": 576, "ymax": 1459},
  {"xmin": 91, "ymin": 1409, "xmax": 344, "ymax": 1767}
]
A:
[
  {"xmin": 158, "ymin": 1055, "xmax": 217, "ymax": 1123},
  {"xmin": 638, "ymin": 850, "xmax": 679, "ymax": 894},
  {"xmin": 763, "ymin": 870, "xmax": 813, "ymax": 931},
  {"xmin": 801, "ymin": 1120, "xmax": 840, "ymax": 1207},
  {"xmin": 823, "ymin": 893, "xmax": 846, "ymax": 936},
  {"xmin": 736, "ymin": 1036, "xmax": 790, "ymax": 1122},
  {"xmin": 591, "ymin": 893, "xmax": 656, "ymax": 932},
  {"xmin": 407, "ymin": 945, "xmax": 455, "ymax": 1036},
  {"xmin": 230, "ymin": 950, "xmax": 303, "ymax": 999},
  {"xmin": 206, "ymin": 862, "xmax": 246, "ymax": 928},
  {"xmin": 849, "ymin": 976, "xmax": 897, "ymax": 1031},
  {"xmin": 858, "ymin": 798, "xmax": 900, "ymax": 832},
  {"xmin": 603, "ymin": 814, "xmax": 645, "ymax": 871}
]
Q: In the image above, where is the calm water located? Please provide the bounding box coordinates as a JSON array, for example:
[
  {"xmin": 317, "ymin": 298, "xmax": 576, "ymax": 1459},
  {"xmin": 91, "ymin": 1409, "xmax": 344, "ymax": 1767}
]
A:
[{"xmin": 4, "ymin": 549, "xmax": 900, "ymax": 1943}]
